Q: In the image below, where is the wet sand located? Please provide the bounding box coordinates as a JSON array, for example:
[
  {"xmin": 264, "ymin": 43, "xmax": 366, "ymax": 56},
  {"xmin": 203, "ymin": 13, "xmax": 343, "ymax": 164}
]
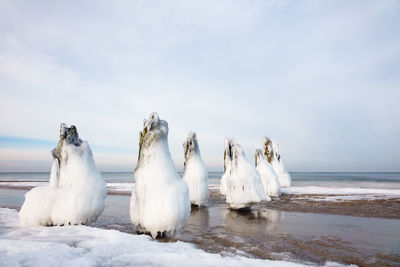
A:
[
  {"xmin": 263, "ymin": 194, "xmax": 400, "ymax": 219},
  {"xmin": 209, "ymin": 190, "xmax": 400, "ymax": 219},
  {"xmin": 1, "ymin": 188, "xmax": 400, "ymax": 266}
]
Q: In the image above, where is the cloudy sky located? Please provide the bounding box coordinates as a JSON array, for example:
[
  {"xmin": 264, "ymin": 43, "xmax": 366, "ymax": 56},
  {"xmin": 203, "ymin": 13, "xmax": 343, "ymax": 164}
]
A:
[{"xmin": 0, "ymin": 0, "xmax": 399, "ymax": 172}]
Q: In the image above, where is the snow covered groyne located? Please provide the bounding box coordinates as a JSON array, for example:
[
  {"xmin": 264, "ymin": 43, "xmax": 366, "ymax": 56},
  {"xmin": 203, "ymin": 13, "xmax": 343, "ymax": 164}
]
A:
[
  {"xmin": 182, "ymin": 132, "xmax": 209, "ymax": 206},
  {"xmin": 263, "ymin": 137, "xmax": 292, "ymax": 188},
  {"xmin": 255, "ymin": 149, "xmax": 281, "ymax": 197},
  {"xmin": 219, "ymin": 138, "xmax": 232, "ymax": 195},
  {"xmin": 130, "ymin": 113, "xmax": 190, "ymax": 238},
  {"xmin": 224, "ymin": 138, "xmax": 268, "ymax": 209},
  {"xmin": 19, "ymin": 124, "xmax": 107, "ymax": 226}
]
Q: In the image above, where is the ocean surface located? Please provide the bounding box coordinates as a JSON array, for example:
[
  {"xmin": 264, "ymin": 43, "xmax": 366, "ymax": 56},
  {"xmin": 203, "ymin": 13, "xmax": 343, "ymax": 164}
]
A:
[{"xmin": 1, "ymin": 172, "xmax": 400, "ymax": 189}]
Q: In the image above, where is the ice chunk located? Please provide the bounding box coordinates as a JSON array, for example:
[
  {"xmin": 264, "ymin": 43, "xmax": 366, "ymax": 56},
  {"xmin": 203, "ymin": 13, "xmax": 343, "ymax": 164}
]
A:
[
  {"xmin": 182, "ymin": 132, "xmax": 209, "ymax": 206},
  {"xmin": 263, "ymin": 137, "xmax": 292, "ymax": 188},
  {"xmin": 130, "ymin": 112, "xmax": 190, "ymax": 238},
  {"xmin": 19, "ymin": 124, "xmax": 107, "ymax": 226},
  {"xmin": 255, "ymin": 149, "xmax": 281, "ymax": 197},
  {"xmin": 224, "ymin": 138, "xmax": 267, "ymax": 209}
]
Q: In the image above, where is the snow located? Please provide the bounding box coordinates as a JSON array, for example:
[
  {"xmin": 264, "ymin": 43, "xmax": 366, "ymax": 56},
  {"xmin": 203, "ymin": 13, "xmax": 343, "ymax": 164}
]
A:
[
  {"xmin": 2, "ymin": 181, "xmax": 400, "ymax": 202},
  {"xmin": 224, "ymin": 139, "xmax": 268, "ymax": 209},
  {"xmin": 19, "ymin": 124, "xmax": 107, "ymax": 227},
  {"xmin": 130, "ymin": 113, "xmax": 190, "ymax": 238},
  {"xmin": 182, "ymin": 132, "xmax": 209, "ymax": 206},
  {"xmin": 106, "ymin": 182, "xmax": 134, "ymax": 194},
  {"xmin": 0, "ymin": 181, "xmax": 47, "ymax": 188},
  {"xmin": 282, "ymin": 186, "xmax": 400, "ymax": 201},
  {"xmin": 264, "ymin": 137, "xmax": 292, "ymax": 188},
  {"xmin": 255, "ymin": 149, "xmax": 281, "ymax": 197},
  {"xmin": 1, "ymin": 208, "xmax": 344, "ymax": 267}
]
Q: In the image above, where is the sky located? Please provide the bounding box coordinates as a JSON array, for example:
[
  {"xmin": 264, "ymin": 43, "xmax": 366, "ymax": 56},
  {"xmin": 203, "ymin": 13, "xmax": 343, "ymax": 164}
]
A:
[{"xmin": 0, "ymin": 0, "xmax": 399, "ymax": 172}]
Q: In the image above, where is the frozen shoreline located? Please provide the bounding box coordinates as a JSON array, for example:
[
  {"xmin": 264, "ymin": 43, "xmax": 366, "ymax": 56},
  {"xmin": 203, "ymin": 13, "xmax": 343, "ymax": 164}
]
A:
[
  {"xmin": 0, "ymin": 208, "xmax": 345, "ymax": 267},
  {"xmin": 1, "ymin": 181, "xmax": 400, "ymax": 201}
]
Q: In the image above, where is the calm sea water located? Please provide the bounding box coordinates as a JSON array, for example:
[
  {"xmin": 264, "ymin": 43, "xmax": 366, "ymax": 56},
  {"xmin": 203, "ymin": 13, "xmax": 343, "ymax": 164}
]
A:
[{"xmin": 1, "ymin": 172, "xmax": 400, "ymax": 188}]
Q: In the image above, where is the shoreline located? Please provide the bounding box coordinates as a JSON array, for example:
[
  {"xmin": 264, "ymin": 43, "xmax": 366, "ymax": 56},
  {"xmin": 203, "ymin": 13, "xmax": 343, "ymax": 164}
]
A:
[{"xmin": 2, "ymin": 181, "xmax": 399, "ymax": 219}]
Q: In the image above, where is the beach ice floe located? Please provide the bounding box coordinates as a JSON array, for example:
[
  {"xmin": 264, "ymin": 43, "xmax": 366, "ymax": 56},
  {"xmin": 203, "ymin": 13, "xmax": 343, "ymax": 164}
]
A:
[
  {"xmin": 19, "ymin": 124, "xmax": 107, "ymax": 226},
  {"xmin": 224, "ymin": 138, "xmax": 268, "ymax": 209},
  {"xmin": 130, "ymin": 113, "xmax": 190, "ymax": 238},
  {"xmin": 182, "ymin": 132, "xmax": 209, "ymax": 206},
  {"xmin": 264, "ymin": 137, "xmax": 292, "ymax": 188},
  {"xmin": 255, "ymin": 149, "xmax": 281, "ymax": 197}
]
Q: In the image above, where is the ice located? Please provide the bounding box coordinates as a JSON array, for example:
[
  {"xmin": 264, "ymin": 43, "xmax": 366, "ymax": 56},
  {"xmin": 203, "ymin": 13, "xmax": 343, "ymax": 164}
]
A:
[
  {"xmin": 182, "ymin": 132, "xmax": 209, "ymax": 206},
  {"xmin": 130, "ymin": 113, "xmax": 190, "ymax": 238},
  {"xmin": 263, "ymin": 137, "xmax": 292, "ymax": 188},
  {"xmin": 255, "ymin": 149, "xmax": 281, "ymax": 197},
  {"xmin": 282, "ymin": 186, "xmax": 400, "ymax": 197},
  {"xmin": 19, "ymin": 124, "xmax": 107, "ymax": 227},
  {"xmin": 224, "ymin": 138, "xmax": 268, "ymax": 209},
  {"xmin": 1, "ymin": 208, "xmax": 320, "ymax": 267}
]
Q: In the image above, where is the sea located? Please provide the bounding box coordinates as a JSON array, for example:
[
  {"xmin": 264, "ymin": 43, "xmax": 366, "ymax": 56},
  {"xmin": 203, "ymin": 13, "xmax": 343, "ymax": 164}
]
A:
[{"xmin": 1, "ymin": 171, "xmax": 400, "ymax": 188}]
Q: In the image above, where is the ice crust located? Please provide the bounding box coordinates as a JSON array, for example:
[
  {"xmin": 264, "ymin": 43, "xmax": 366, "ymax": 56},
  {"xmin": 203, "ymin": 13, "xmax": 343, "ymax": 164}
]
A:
[
  {"xmin": 130, "ymin": 113, "xmax": 190, "ymax": 238},
  {"xmin": 255, "ymin": 149, "xmax": 281, "ymax": 197},
  {"xmin": 264, "ymin": 137, "xmax": 292, "ymax": 188},
  {"xmin": 19, "ymin": 124, "xmax": 107, "ymax": 227},
  {"xmin": 223, "ymin": 138, "xmax": 267, "ymax": 209},
  {"xmin": 182, "ymin": 132, "xmax": 209, "ymax": 206}
]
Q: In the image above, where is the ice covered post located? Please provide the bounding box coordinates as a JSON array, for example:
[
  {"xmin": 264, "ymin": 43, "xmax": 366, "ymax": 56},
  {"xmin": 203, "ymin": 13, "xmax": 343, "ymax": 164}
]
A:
[
  {"xmin": 19, "ymin": 124, "xmax": 107, "ymax": 226},
  {"xmin": 263, "ymin": 137, "xmax": 292, "ymax": 188},
  {"xmin": 255, "ymin": 149, "xmax": 281, "ymax": 197},
  {"xmin": 219, "ymin": 138, "xmax": 232, "ymax": 195},
  {"xmin": 224, "ymin": 139, "xmax": 267, "ymax": 209},
  {"xmin": 130, "ymin": 113, "xmax": 190, "ymax": 238},
  {"xmin": 182, "ymin": 132, "xmax": 209, "ymax": 206}
]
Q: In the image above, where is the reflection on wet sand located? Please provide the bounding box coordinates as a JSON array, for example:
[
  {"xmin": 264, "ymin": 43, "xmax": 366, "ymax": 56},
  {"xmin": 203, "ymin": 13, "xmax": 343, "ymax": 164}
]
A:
[
  {"xmin": 223, "ymin": 208, "xmax": 283, "ymax": 234},
  {"xmin": 187, "ymin": 206, "xmax": 210, "ymax": 232}
]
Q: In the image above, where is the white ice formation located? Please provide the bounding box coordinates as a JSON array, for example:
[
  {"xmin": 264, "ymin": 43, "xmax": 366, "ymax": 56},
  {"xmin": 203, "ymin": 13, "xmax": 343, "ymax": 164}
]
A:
[
  {"xmin": 19, "ymin": 124, "xmax": 107, "ymax": 226},
  {"xmin": 263, "ymin": 137, "xmax": 292, "ymax": 188},
  {"xmin": 224, "ymin": 138, "xmax": 268, "ymax": 209},
  {"xmin": 255, "ymin": 149, "xmax": 281, "ymax": 197},
  {"xmin": 130, "ymin": 113, "xmax": 190, "ymax": 238},
  {"xmin": 182, "ymin": 132, "xmax": 209, "ymax": 206}
]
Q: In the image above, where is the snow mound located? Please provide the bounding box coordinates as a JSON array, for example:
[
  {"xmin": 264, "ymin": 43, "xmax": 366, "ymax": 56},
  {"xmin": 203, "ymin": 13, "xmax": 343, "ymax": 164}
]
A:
[
  {"xmin": 255, "ymin": 149, "xmax": 281, "ymax": 197},
  {"xmin": 182, "ymin": 132, "xmax": 209, "ymax": 206},
  {"xmin": 19, "ymin": 124, "xmax": 107, "ymax": 226},
  {"xmin": 224, "ymin": 138, "xmax": 268, "ymax": 209},
  {"xmin": 264, "ymin": 137, "xmax": 292, "ymax": 188},
  {"xmin": 130, "ymin": 112, "xmax": 190, "ymax": 238}
]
